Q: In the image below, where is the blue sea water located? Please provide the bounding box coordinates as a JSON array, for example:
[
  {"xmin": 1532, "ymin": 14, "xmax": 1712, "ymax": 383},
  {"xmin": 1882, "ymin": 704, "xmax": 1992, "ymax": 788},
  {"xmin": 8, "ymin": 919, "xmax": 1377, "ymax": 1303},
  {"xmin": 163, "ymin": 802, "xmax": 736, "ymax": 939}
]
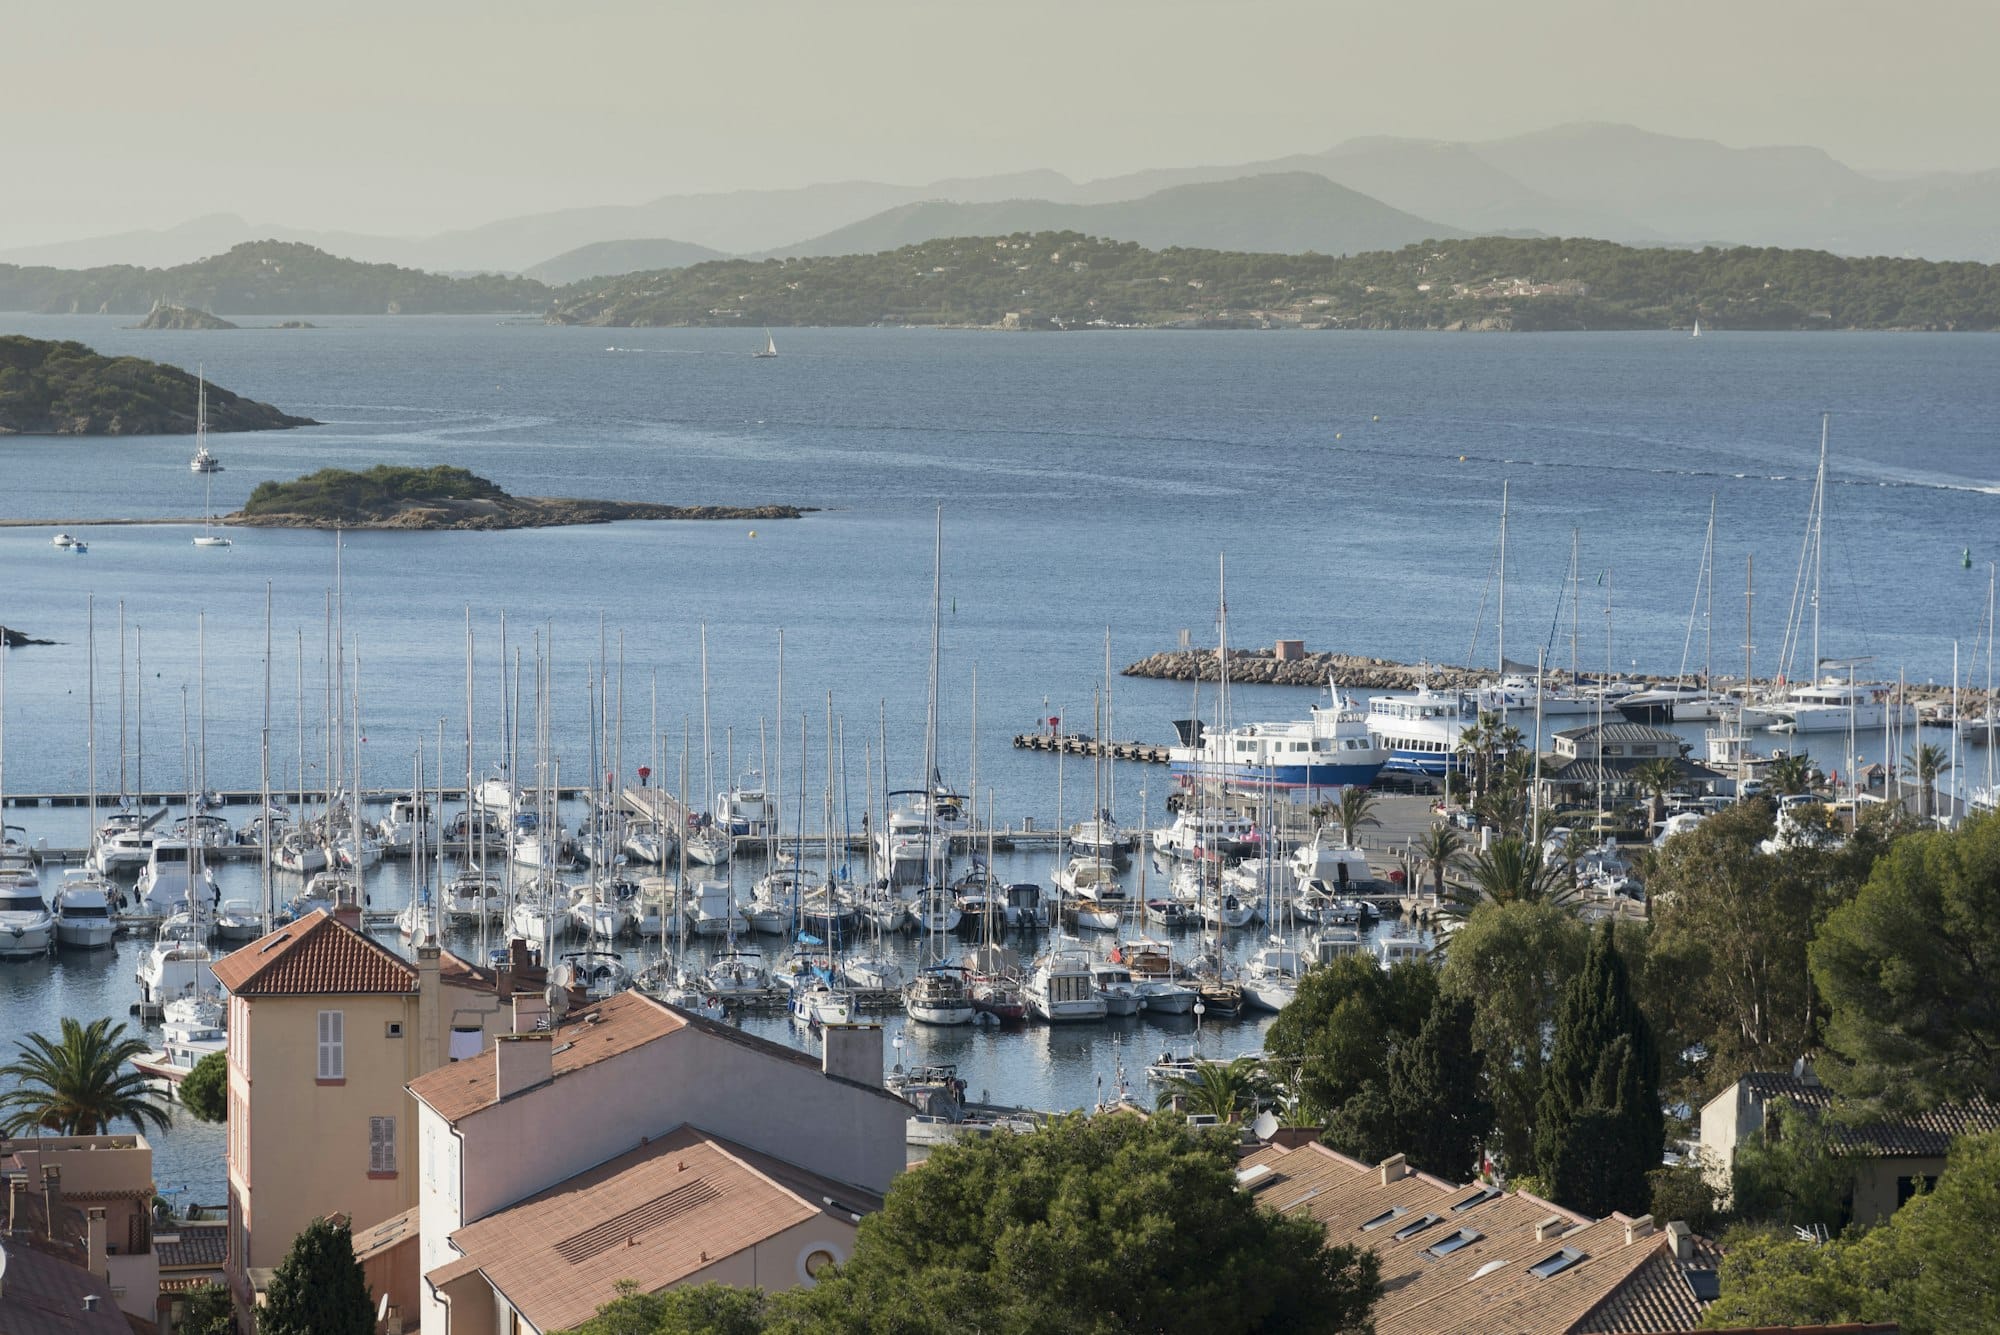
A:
[{"xmin": 1, "ymin": 316, "xmax": 1996, "ymax": 1197}]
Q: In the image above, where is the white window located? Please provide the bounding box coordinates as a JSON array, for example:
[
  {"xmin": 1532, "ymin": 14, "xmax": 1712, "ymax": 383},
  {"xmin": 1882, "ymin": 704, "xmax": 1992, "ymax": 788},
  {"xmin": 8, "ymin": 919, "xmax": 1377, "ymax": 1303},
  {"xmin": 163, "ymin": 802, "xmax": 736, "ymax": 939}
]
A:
[
  {"xmin": 369, "ymin": 1116, "xmax": 396, "ymax": 1174},
  {"xmin": 317, "ymin": 1010, "xmax": 344, "ymax": 1080}
]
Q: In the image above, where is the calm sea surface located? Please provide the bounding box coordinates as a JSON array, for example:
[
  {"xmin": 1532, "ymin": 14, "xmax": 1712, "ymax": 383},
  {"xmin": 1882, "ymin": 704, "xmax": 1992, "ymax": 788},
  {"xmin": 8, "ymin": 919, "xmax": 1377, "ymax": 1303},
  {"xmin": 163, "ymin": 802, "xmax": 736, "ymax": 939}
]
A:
[{"xmin": 1, "ymin": 317, "xmax": 1996, "ymax": 1197}]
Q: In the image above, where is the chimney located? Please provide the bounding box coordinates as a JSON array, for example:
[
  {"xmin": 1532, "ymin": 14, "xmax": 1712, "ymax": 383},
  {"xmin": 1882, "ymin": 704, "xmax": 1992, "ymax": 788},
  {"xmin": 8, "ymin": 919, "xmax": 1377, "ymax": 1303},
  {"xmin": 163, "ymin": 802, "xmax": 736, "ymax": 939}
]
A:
[
  {"xmin": 8, "ymin": 1172, "xmax": 28, "ymax": 1233},
  {"xmin": 331, "ymin": 897, "xmax": 363, "ymax": 934},
  {"xmin": 512, "ymin": 993, "xmax": 550, "ymax": 1035},
  {"xmin": 41, "ymin": 1165, "xmax": 61, "ymax": 1241},
  {"xmin": 82, "ymin": 1295, "xmax": 100, "ymax": 1313},
  {"xmin": 1535, "ymin": 1214, "xmax": 1569, "ymax": 1242},
  {"xmin": 821, "ymin": 1023, "xmax": 884, "ymax": 1088},
  {"xmin": 1792, "ymin": 1055, "xmax": 1821, "ymax": 1087},
  {"xmin": 1623, "ymin": 1213, "xmax": 1655, "ymax": 1245},
  {"xmin": 86, "ymin": 1207, "xmax": 108, "ymax": 1278},
  {"xmin": 494, "ymin": 1033, "xmax": 553, "ymax": 1101},
  {"xmin": 1665, "ymin": 1220, "xmax": 1694, "ymax": 1261},
  {"xmin": 416, "ymin": 945, "xmax": 442, "ymax": 1075},
  {"xmin": 1377, "ymin": 1155, "xmax": 1407, "ymax": 1186}
]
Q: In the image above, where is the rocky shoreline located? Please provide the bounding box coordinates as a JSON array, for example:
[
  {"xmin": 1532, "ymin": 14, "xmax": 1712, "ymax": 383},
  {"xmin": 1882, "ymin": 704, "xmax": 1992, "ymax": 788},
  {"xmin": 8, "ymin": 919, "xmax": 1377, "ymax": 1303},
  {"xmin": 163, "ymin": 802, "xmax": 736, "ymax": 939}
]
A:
[{"xmin": 227, "ymin": 496, "xmax": 810, "ymax": 531}]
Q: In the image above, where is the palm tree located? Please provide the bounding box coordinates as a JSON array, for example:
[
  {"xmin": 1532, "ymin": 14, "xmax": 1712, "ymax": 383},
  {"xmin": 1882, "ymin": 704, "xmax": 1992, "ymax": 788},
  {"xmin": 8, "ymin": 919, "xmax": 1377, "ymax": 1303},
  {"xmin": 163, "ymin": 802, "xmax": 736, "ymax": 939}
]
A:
[
  {"xmin": 1767, "ymin": 753, "xmax": 1821, "ymax": 798},
  {"xmin": 1413, "ymin": 824, "xmax": 1464, "ymax": 901},
  {"xmin": 1903, "ymin": 742, "xmax": 1953, "ymax": 821},
  {"xmin": 1335, "ymin": 787, "xmax": 1380, "ymax": 846},
  {"xmin": 1631, "ymin": 757, "xmax": 1679, "ymax": 829},
  {"xmin": 1155, "ymin": 1056, "xmax": 1273, "ymax": 1122},
  {"xmin": 1447, "ymin": 835, "xmax": 1577, "ymax": 919},
  {"xmin": 0, "ymin": 1017, "xmax": 173, "ymax": 1137}
]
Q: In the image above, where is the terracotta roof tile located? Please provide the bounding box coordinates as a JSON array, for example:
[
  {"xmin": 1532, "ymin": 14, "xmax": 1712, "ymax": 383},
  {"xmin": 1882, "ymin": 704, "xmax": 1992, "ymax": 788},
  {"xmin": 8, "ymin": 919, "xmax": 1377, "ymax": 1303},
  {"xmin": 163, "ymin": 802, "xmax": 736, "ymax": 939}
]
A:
[
  {"xmin": 1740, "ymin": 1073, "xmax": 2000, "ymax": 1158},
  {"xmin": 155, "ymin": 1224, "xmax": 228, "ymax": 1269},
  {"xmin": 1240, "ymin": 1142, "xmax": 1719, "ymax": 1335},
  {"xmin": 1576, "ymin": 1235, "xmax": 1724, "ymax": 1334},
  {"xmin": 407, "ymin": 992, "xmax": 685, "ymax": 1123},
  {"xmin": 212, "ymin": 910, "xmax": 416, "ymax": 996},
  {"xmin": 434, "ymin": 1127, "xmax": 879, "ymax": 1332}
]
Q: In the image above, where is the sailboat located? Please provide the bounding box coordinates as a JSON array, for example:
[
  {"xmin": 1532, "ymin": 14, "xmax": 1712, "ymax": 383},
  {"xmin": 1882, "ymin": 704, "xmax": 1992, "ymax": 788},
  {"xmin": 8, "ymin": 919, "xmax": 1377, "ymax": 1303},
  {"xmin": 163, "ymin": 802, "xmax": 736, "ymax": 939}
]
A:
[
  {"xmin": 753, "ymin": 329, "xmax": 778, "ymax": 359},
  {"xmin": 1690, "ymin": 318, "xmax": 1702, "ymax": 340},
  {"xmin": 904, "ymin": 509, "xmax": 975, "ymax": 1026},
  {"xmin": 192, "ymin": 375, "xmax": 232, "ymax": 548}
]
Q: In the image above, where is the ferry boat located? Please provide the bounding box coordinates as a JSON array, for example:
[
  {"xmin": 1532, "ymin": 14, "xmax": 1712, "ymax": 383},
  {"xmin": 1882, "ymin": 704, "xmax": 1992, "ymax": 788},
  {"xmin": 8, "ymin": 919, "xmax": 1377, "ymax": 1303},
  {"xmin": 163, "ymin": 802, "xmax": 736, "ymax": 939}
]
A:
[
  {"xmin": 1364, "ymin": 685, "xmax": 1477, "ymax": 777},
  {"xmin": 1167, "ymin": 686, "xmax": 1386, "ymax": 791}
]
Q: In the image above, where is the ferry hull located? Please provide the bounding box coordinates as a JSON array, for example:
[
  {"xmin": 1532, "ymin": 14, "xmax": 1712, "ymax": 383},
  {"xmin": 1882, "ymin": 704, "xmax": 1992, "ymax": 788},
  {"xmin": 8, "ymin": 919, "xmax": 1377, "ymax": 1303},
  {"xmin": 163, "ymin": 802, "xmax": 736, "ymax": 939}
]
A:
[{"xmin": 1167, "ymin": 758, "xmax": 1385, "ymax": 789}]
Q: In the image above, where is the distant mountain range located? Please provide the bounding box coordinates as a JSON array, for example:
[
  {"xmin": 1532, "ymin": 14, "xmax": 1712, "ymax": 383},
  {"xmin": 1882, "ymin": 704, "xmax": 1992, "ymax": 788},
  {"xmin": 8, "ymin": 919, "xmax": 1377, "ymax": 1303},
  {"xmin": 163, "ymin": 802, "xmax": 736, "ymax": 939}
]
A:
[
  {"xmin": 6, "ymin": 123, "xmax": 2000, "ymax": 275},
  {"xmin": 524, "ymin": 237, "xmax": 728, "ymax": 284}
]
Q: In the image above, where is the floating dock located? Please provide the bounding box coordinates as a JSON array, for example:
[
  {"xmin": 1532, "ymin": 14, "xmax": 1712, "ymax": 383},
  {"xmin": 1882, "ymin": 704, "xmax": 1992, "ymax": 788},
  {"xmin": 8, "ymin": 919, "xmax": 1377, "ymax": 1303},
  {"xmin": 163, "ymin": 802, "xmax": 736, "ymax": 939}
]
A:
[{"xmin": 1011, "ymin": 733, "xmax": 1170, "ymax": 763}]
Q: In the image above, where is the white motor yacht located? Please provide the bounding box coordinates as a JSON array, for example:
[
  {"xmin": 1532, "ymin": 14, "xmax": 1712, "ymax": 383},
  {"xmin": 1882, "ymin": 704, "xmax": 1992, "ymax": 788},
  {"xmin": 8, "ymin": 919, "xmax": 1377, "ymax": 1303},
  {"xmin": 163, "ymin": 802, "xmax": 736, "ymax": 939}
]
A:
[
  {"xmin": 872, "ymin": 791, "xmax": 938, "ymax": 886},
  {"xmin": 473, "ymin": 775, "xmax": 522, "ymax": 816},
  {"xmin": 686, "ymin": 880, "xmax": 748, "ymax": 937},
  {"xmin": 131, "ymin": 995, "xmax": 227, "ymax": 1088},
  {"xmin": 1067, "ymin": 813, "xmax": 1134, "ymax": 866},
  {"xmin": 52, "ymin": 871, "xmax": 117, "ymax": 949},
  {"xmin": 1770, "ymin": 677, "xmax": 1917, "ymax": 734},
  {"xmin": 93, "ymin": 808, "xmax": 158, "ymax": 875},
  {"xmin": 1375, "ymin": 933, "xmax": 1429, "ymax": 970},
  {"xmin": 1088, "ymin": 960, "xmax": 1143, "ymax": 1016},
  {"xmin": 1288, "ymin": 829, "xmax": 1373, "ymax": 889},
  {"xmin": 1241, "ymin": 939, "xmax": 1305, "ymax": 1013},
  {"xmin": 716, "ymin": 773, "xmax": 777, "ymax": 837},
  {"xmin": 1151, "ymin": 807, "xmax": 1258, "ymax": 863},
  {"xmin": 375, "ymin": 794, "xmax": 436, "ymax": 853},
  {"xmin": 0, "ymin": 874, "xmax": 55, "ymax": 958},
  {"xmin": 214, "ymin": 898, "xmax": 264, "ymax": 942},
  {"xmin": 136, "ymin": 841, "xmax": 218, "ymax": 916},
  {"xmin": 136, "ymin": 920, "xmax": 216, "ymax": 1011},
  {"xmin": 1025, "ymin": 946, "xmax": 1107, "ymax": 1023}
]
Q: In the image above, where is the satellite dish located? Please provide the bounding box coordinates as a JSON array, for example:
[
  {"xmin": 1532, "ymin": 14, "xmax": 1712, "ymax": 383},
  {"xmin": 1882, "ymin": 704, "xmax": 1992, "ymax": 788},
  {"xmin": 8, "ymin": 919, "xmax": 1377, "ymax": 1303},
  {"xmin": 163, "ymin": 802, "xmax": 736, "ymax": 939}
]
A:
[
  {"xmin": 1251, "ymin": 1111, "xmax": 1280, "ymax": 1141},
  {"xmin": 378, "ymin": 1294, "xmax": 391, "ymax": 1321}
]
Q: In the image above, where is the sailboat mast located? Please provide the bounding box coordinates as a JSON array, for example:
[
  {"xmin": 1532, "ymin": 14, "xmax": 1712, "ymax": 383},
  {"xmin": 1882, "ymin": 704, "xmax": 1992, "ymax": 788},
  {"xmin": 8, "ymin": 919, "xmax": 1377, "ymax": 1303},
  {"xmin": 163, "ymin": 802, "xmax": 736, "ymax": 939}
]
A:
[
  {"xmin": 86, "ymin": 596, "xmax": 96, "ymax": 842},
  {"xmin": 1569, "ymin": 528, "xmax": 1580, "ymax": 684},
  {"xmin": 1812, "ymin": 413, "xmax": 1829, "ymax": 680},
  {"xmin": 116, "ymin": 601, "xmax": 126, "ymax": 801},
  {"xmin": 776, "ymin": 628, "xmax": 786, "ymax": 856},
  {"xmin": 1703, "ymin": 493, "xmax": 1716, "ymax": 685},
  {"xmin": 1497, "ymin": 480, "xmax": 1508, "ymax": 673},
  {"xmin": 700, "ymin": 625, "xmax": 713, "ymax": 820},
  {"xmin": 262, "ymin": 584, "xmax": 273, "ymax": 931}
]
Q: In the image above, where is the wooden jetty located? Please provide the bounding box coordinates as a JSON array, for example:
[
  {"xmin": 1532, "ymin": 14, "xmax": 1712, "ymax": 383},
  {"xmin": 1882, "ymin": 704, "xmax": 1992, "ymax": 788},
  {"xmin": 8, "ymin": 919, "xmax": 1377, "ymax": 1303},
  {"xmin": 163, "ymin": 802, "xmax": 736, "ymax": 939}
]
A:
[{"xmin": 1011, "ymin": 733, "xmax": 1170, "ymax": 764}]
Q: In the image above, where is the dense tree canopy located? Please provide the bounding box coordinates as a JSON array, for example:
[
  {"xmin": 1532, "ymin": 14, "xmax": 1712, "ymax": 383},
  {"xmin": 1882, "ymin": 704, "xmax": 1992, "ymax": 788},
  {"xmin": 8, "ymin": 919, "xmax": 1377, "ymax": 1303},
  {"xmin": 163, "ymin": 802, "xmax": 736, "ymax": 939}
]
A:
[
  {"xmin": 260, "ymin": 1216, "xmax": 373, "ymax": 1335},
  {"xmin": 781, "ymin": 1114, "xmax": 1379, "ymax": 1335},
  {"xmin": 1535, "ymin": 922, "xmax": 1664, "ymax": 1218},
  {"xmin": 1703, "ymin": 1130, "xmax": 2000, "ymax": 1334},
  {"xmin": 178, "ymin": 1051, "xmax": 227, "ymax": 1124},
  {"xmin": 1810, "ymin": 811, "xmax": 2000, "ymax": 1107},
  {"xmin": 1264, "ymin": 954, "xmax": 1437, "ymax": 1124}
]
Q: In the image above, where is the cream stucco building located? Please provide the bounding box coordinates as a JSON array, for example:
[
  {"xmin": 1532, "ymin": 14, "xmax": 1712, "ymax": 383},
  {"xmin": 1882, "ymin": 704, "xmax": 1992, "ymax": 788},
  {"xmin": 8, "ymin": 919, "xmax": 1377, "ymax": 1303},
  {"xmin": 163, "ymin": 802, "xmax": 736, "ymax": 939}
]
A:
[{"xmin": 213, "ymin": 905, "xmax": 516, "ymax": 1318}]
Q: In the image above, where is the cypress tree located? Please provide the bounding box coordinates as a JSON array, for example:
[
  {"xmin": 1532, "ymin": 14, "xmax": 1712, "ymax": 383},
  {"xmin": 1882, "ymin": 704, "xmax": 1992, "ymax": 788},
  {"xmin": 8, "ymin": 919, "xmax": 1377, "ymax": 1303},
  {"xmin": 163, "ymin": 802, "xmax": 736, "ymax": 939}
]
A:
[
  {"xmin": 260, "ymin": 1216, "xmax": 374, "ymax": 1335},
  {"xmin": 1534, "ymin": 920, "xmax": 1663, "ymax": 1216},
  {"xmin": 1390, "ymin": 993, "xmax": 1492, "ymax": 1179}
]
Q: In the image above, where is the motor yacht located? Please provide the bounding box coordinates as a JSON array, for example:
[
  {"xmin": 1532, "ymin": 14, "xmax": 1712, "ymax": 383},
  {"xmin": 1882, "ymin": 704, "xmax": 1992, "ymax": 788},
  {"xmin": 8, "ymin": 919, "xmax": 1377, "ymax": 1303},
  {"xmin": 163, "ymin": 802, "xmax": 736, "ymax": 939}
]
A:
[
  {"xmin": 686, "ymin": 880, "xmax": 748, "ymax": 937},
  {"xmin": 1241, "ymin": 939, "xmax": 1305, "ymax": 1012},
  {"xmin": 1769, "ymin": 677, "xmax": 1917, "ymax": 734},
  {"xmin": 136, "ymin": 919, "xmax": 216, "ymax": 1012},
  {"xmin": 131, "ymin": 995, "xmax": 227, "ymax": 1088},
  {"xmin": 1364, "ymin": 685, "xmax": 1477, "ymax": 777},
  {"xmin": 1024, "ymin": 945, "xmax": 1107, "ymax": 1022},
  {"xmin": 0, "ymin": 875, "xmax": 55, "ymax": 958},
  {"xmin": 1089, "ymin": 960, "xmax": 1143, "ymax": 1016},
  {"xmin": 1067, "ymin": 812, "xmax": 1134, "ymax": 866},
  {"xmin": 872, "ymin": 792, "xmax": 936, "ymax": 886},
  {"xmin": 1288, "ymin": 829, "xmax": 1373, "ymax": 889},
  {"xmin": 375, "ymin": 794, "xmax": 437, "ymax": 853},
  {"xmin": 136, "ymin": 841, "xmax": 218, "ymax": 916},
  {"xmin": 1150, "ymin": 807, "xmax": 1257, "ymax": 863},
  {"xmin": 214, "ymin": 898, "xmax": 264, "ymax": 942},
  {"xmin": 716, "ymin": 773, "xmax": 777, "ymax": 837},
  {"xmin": 52, "ymin": 870, "xmax": 117, "ymax": 949}
]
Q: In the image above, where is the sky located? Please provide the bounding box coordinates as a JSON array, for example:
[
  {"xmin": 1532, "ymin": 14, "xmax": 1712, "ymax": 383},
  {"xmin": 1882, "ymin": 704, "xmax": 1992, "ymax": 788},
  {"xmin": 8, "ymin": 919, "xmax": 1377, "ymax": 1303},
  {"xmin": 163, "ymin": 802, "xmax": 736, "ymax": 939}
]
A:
[{"xmin": 4, "ymin": 0, "xmax": 1996, "ymax": 250}]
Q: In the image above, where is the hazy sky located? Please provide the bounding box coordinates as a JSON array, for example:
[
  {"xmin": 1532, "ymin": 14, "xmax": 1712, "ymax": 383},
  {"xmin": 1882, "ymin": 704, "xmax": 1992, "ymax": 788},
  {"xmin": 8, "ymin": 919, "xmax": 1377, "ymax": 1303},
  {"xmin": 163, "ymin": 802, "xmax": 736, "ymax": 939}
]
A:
[{"xmin": 5, "ymin": 0, "xmax": 1996, "ymax": 249}]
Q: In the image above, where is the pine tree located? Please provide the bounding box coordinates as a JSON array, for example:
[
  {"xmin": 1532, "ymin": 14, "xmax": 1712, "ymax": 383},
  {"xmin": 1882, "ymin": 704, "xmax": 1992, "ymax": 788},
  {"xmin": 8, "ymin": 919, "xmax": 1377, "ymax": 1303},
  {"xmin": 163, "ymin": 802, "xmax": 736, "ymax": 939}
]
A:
[
  {"xmin": 1534, "ymin": 920, "xmax": 1663, "ymax": 1217},
  {"xmin": 1389, "ymin": 993, "xmax": 1492, "ymax": 1180},
  {"xmin": 260, "ymin": 1216, "xmax": 373, "ymax": 1335}
]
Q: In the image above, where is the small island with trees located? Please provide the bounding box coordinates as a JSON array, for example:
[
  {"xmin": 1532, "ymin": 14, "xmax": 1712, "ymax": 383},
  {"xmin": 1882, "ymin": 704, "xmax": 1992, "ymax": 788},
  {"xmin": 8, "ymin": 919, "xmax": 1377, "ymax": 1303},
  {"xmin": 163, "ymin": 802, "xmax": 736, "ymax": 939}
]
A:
[
  {"xmin": 231, "ymin": 464, "xmax": 807, "ymax": 530},
  {"xmin": 0, "ymin": 334, "xmax": 314, "ymax": 434}
]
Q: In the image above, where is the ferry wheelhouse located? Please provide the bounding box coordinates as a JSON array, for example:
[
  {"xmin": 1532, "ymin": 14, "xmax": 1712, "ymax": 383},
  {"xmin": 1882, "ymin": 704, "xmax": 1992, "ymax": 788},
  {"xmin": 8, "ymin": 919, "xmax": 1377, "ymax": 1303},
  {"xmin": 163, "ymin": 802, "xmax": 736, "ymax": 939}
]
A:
[{"xmin": 1364, "ymin": 686, "xmax": 1475, "ymax": 776}]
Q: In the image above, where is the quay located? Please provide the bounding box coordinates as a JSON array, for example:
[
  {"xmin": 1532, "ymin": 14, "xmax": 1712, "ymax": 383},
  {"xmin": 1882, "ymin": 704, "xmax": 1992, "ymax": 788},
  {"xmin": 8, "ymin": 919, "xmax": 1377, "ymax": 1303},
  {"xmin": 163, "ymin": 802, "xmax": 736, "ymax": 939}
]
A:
[{"xmin": 1011, "ymin": 732, "xmax": 1170, "ymax": 763}]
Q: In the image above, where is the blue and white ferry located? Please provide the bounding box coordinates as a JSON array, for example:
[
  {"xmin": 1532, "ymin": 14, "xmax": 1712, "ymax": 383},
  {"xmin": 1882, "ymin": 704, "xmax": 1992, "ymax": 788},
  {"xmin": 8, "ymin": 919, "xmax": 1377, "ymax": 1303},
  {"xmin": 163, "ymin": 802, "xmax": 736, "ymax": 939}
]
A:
[
  {"xmin": 1364, "ymin": 685, "xmax": 1476, "ymax": 776},
  {"xmin": 1167, "ymin": 687, "xmax": 1387, "ymax": 792}
]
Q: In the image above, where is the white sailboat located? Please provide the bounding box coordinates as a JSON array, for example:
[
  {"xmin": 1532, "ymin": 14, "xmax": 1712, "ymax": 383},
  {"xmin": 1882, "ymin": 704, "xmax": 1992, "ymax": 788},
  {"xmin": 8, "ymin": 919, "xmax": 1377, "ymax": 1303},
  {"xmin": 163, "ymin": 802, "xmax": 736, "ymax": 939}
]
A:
[
  {"xmin": 753, "ymin": 329, "xmax": 778, "ymax": 359},
  {"xmin": 1690, "ymin": 318, "xmax": 1702, "ymax": 339},
  {"xmin": 192, "ymin": 373, "xmax": 232, "ymax": 547}
]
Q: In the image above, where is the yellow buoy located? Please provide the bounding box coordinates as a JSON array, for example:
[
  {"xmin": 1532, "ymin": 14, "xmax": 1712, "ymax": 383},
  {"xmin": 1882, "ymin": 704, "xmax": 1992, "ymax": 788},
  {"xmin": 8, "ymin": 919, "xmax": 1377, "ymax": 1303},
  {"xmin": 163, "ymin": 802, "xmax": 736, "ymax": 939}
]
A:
[
  {"xmin": 748, "ymin": 530, "xmax": 758, "ymax": 538},
  {"xmin": 1335, "ymin": 433, "xmax": 1342, "ymax": 439},
  {"xmin": 1459, "ymin": 455, "xmax": 1467, "ymax": 462},
  {"xmin": 1372, "ymin": 415, "xmax": 1380, "ymax": 421}
]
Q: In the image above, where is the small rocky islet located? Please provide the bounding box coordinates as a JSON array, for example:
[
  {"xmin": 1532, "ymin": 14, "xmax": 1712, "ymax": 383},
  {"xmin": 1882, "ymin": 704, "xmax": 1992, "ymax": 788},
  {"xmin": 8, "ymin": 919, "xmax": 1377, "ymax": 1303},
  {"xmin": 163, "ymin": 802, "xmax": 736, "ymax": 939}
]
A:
[{"xmin": 229, "ymin": 464, "xmax": 808, "ymax": 531}]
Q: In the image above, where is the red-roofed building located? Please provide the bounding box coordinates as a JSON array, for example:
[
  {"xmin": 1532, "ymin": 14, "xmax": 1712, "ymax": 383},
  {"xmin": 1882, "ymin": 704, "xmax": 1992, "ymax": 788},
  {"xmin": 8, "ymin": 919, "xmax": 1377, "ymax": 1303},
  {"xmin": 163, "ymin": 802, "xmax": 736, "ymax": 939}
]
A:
[{"xmin": 216, "ymin": 908, "xmax": 517, "ymax": 1322}]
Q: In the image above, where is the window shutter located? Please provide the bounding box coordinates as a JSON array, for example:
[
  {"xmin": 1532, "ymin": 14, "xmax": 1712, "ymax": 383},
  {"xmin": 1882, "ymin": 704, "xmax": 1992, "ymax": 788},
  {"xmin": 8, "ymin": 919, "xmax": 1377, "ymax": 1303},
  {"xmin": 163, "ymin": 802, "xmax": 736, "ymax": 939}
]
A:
[
  {"xmin": 318, "ymin": 1010, "xmax": 345, "ymax": 1080},
  {"xmin": 369, "ymin": 1117, "xmax": 395, "ymax": 1174}
]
